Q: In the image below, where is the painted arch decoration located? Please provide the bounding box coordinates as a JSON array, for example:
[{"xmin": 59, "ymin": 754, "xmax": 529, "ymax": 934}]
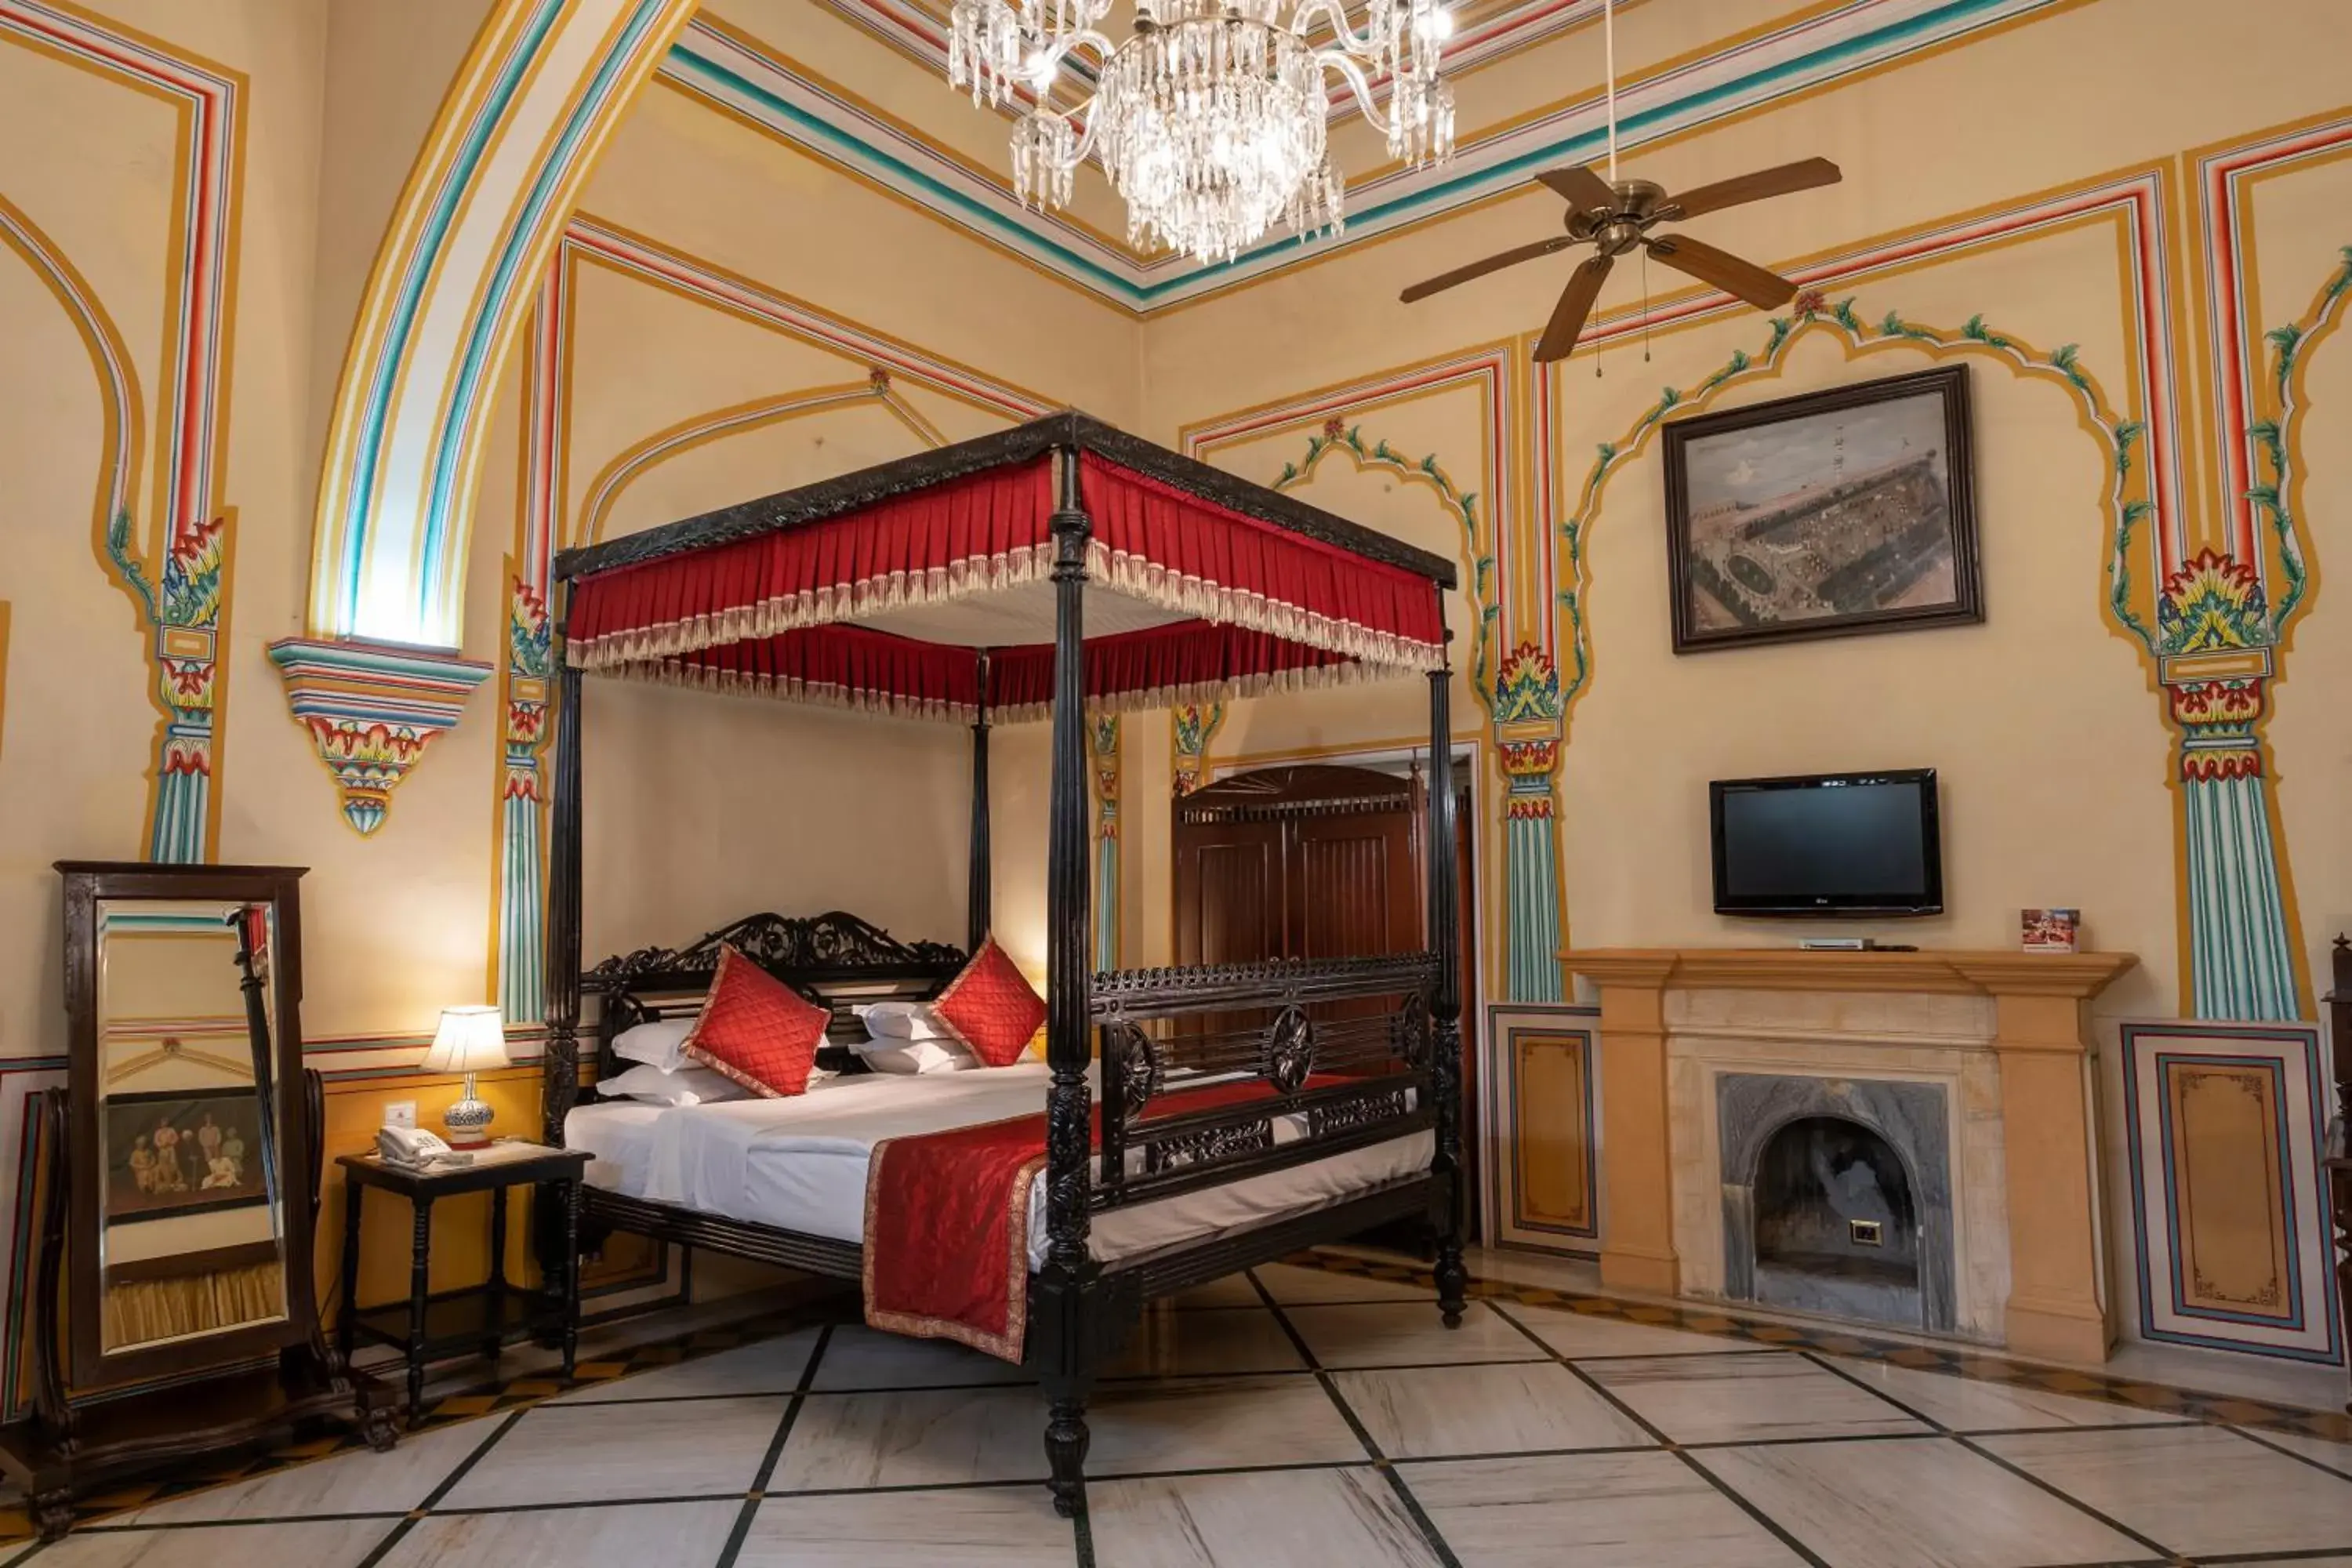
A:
[
  {"xmin": 0, "ymin": 5, "xmax": 245, "ymax": 864},
  {"xmin": 1184, "ymin": 346, "xmax": 1570, "ymax": 1005},
  {"xmin": 280, "ymin": 0, "xmax": 698, "ymax": 837}
]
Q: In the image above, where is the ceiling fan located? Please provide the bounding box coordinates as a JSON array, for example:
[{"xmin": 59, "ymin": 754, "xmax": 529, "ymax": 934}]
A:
[{"xmin": 1399, "ymin": 0, "xmax": 1840, "ymax": 363}]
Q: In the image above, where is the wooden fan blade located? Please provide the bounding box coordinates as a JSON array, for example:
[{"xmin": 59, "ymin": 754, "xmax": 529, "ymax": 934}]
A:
[
  {"xmin": 1667, "ymin": 158, "xmax": 1841, "ymax": 220},
  {"xmin": 1534, "ymin": 164, "xmax": 1618, "ymax": 214},
  {"xmin": 1645, "ymin": 234, "xmax": 1796, "ymax": 311},
  {"xmin": 1534, "ymin": 254, "xmax": 1613, "ymax": 362},
  {"xmin": 1400, "ymin": 238, "xmax": 1577, "ymax": 303}
]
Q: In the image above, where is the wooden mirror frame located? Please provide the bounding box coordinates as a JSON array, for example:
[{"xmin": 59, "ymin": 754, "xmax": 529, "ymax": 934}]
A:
[{"xmin": 56, "ymin": 862, "xmax": 321, "ymax": 1393}]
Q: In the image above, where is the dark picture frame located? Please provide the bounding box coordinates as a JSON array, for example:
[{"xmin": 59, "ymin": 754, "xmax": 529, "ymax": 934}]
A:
[
  {"xmin": 1661, "ymin": 365, "xmax": 1981, "ymax": 653},
  {"xmin": 103, "ymin": 1087, "xmax": 270, "ymax": 1225}
]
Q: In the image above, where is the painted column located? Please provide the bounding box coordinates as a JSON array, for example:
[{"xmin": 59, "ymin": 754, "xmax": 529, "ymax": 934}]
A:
[
  {"xmin": 1170, "ymin": 702, "xmax": 1225, "ymax": 797},
  {"xmin": 498, "ymin": 579, "xmax": 554, "ymax": 1021},
  {"xmin": 139, "ymin": 515, "xmax": 230, "ymax": 863},
  {"xmin": 1092, "ymin": 713, "xmax": 1120, "ymax": 972},
  {"xmin": 1494, "ymin": 644, "xmax": 1565, "ymax": 1002},
  {"xmin": 2157, "ymin": 551, "xmax": 2301, "ymax": 1022}
]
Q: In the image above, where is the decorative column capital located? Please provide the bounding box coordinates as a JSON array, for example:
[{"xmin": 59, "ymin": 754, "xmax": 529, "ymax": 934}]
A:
[{"xmin": 268, "ymin": 637, "xmax": 493, "ymax": 836}]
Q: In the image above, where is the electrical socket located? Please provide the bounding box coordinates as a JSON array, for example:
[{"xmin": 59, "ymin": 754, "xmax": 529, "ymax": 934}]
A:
[{"xmin": 384, "ymin": 1101, "xmax": 417, "ymax": 1130}]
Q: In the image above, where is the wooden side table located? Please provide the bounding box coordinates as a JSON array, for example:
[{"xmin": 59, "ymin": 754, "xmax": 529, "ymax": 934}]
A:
[{"xmin": 336, "ymin": 1143, "xmax": 589, "ymax": 1422}]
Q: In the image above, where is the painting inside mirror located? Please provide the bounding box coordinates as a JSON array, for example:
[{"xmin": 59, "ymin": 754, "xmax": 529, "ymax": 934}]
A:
[{"xmin": 94, "ymin": 899, "xmax": 289, "ymax": 1354}]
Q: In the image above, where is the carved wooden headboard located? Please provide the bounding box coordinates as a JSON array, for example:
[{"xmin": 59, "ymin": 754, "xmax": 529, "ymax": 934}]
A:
[{"xmin": 569, "ymin": 910, "xmax": 967, "ymax": 1105}]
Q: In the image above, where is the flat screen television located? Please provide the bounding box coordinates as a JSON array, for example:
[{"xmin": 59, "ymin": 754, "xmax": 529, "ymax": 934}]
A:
[{"xmin": 1710, "ymin": 770, "xmax": 1943, "ymax": 916}]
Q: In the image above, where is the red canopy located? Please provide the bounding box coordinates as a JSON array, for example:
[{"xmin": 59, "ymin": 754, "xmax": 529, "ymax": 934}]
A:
[{"xmin": 558, "ymin": 418, "xmax": 1452, "ymax": 721}]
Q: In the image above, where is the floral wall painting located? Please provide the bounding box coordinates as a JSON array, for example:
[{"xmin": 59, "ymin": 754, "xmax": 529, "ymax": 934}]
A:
[{"xmin": 1661, "ymin": 365, "xmax": 1983, "ymax": 654}]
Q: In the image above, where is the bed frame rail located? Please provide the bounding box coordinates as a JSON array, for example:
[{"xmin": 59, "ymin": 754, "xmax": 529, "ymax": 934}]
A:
[{"xmin": 1091, "ymin": 953, "xmax": 1440, "ymax": 1212}]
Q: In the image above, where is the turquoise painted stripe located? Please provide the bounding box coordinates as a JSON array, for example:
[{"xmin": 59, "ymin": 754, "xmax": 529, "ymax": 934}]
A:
[
  {"xmin": 2184, "ymin": 771, "xmax": 2298, "ymax": 1022},
  {"xmin": 663, "ymin": 49, "xmax": 1138, "ymax": 299},
  {"xmin": 1095, "ymin": 840, "xmax": 1119, "ymax": 972},
  {"xmin": 666, "ymin": 0, "xmax": 2042, "ymax": 310},
  {"xmin": 339, "ymin": 0, "xmax": 568, "ymax": 632},
  {"xmin": 419, "ymin": 0, "xmax": 677, "ymax": 625}
]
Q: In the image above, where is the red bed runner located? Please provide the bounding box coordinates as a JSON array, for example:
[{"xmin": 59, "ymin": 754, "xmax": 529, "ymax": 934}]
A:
[{"xmin": 862, "ymin": 1079, "xmax": 1313, "ymax": 1361}]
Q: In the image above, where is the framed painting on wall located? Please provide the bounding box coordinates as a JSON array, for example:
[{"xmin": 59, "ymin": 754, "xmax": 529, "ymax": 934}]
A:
[{"xmin": 1661, "ymin": 365, "xmax": 1982, "ymax": 652}]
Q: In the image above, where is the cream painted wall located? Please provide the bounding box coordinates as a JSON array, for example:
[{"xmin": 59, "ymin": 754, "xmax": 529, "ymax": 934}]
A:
[{"xmin": 2, "ymin": 0, "xmax": 2345, "ymax": 1361}]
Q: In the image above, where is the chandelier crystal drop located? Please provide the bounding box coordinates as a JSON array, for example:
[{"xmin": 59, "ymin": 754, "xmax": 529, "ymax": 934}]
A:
[{"xmin": 948, "ymin": 0, "xmax": 1457, "ymax": 263}]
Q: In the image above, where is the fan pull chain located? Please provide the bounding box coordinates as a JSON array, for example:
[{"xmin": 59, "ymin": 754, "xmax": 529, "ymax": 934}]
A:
[{"xmin": 1640, "ymin": 245, "xmax": 1653, "ymax": 362}]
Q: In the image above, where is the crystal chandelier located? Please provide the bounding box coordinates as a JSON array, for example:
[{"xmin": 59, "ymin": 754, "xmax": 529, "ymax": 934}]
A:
[{"xmin": 948, "ymin": 0, "xmax": 1457, "ymax": 263}]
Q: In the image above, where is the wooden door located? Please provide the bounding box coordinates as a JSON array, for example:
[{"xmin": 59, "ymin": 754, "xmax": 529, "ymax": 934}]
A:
[
  {"xmin": 1174, "ymin": 765, "xmax": 1420, "ymax": 964},
  {"xmin": 1173, "ymin": 761, "xmax": 1481, "ymax": 1243}
]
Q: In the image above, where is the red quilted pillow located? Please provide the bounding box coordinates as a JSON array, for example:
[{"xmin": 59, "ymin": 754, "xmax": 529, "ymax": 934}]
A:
[
  {"xmin": 933, "ymin": 937, "xmax": 1047, "ymax": 1068},
  {"xmin": 681, "ymin": 945, "xmax": 829, "ymax": 1097}
]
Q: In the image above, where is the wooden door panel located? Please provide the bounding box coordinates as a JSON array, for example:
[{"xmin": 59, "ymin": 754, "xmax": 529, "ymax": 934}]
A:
[
  {"xmin": 1295, "ymin": 831, "xmax": 1402, "ymax": 960},
  {"xmin": 1173, "ymin": 827, "xmax": 1283, "ymax": 967}
]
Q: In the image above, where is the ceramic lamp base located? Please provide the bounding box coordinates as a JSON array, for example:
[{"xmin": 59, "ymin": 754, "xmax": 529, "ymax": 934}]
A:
[{"xmin": 442, "ymin": 1073, "xmax": 495, "ymax": 1149}]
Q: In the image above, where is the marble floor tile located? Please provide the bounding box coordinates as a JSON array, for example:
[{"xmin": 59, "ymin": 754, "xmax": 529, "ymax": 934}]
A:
[
  {"xmin": 1817, "ymin": 1356, "xmax": 2187, "ymax": 1433},
  {"xmin": 1501, "ymin": 1303, "xmax": 1782, "ymax": 1361},
  {"xmin": 1580, "ymin": 1355, "xmax": 1926, "ymax": 1444},
  {"xmin": 42, "ymin": 1519, "xmax": 394, "ymax": 1567},
  {"xmin": 809, "ymin": 1324, "xmax": 1036, "ymax": 1391},
  {"xmin": 1976, "ymin": 1425, "xmax": 2352, "ymax": 1557},
  {"xmin": 771, "ymin": 1385, "xmax": 1050, "ymax": 1490},
  {"xmin": 1254, "ymin": 1263, "xmax": 1436, "ymax": 1305},
  {"xmin": 1330, "ymin": 1361, "xmax": 1653, "ymax": 1459},
  {"xmin": 1398, "ymin": 1450, "xmax": 1806, "ymax": 1567},
  {"xmin": 735, "ymin": 1483, "xmax": 1076, "ymax": 1566},
  {"xmin": 120, "ymin": 1415, "xmax": 498, "ymax": 1523},
  {"xmin": 1088, "ymin": 1465, "xmax": 1443, "ymax": 1568},
  {"xmin": 379, "ymin": 1499, "xmax": 741, "ymax": 1566},
  {"xmin": 555, "ymin": 1326, "xmax": 822, "ymax": 1403},
  {"xmin": 1691, "ymin": 1436, "xmax": 2147, "ymax": 1568},
  {"xmin": 1087, "ymin": 1374, "xmax": 1368, "ymax": 1475},
  {"xmin": 1168, "ymin": 1273, "xmax": 1265, "ymax": 1308},
  {"xmin": 1109, "ymin": 1305, "xmax": 1306, "ymax": 1378},
  {"xmin": 2241, "ymin": 1425, "xmax": 2352, "ymax": 1478},
  {"xmin": 1283, "ymin": 1301, "xmax": 1546, "ymax": 1370},
  {"xmin": 439, "ymin": 1395, "xmax": 787, "ymax": 1508}
]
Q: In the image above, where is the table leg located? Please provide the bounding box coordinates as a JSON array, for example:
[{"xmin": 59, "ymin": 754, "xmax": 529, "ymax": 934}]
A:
[
  {"xmin": 561, "ymin": 1179, "xmax": 581, "ymax": 1381},
  {"xmin": 408, "ymin": 1196, "xmax": 433, "ymax": 1426},
  {"xmin": 337, "ymin": 1178, "xmax": 364, "ymax": 1369},
  {"xmin": 485, "ymin": 1186, "xmax": 508, "ymax": 1362}
]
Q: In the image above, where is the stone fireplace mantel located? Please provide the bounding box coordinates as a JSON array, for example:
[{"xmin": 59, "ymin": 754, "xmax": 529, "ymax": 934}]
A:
[{"xmin": 1563, "ymin": 947, "xmax": 2136, "ymax": 1364}]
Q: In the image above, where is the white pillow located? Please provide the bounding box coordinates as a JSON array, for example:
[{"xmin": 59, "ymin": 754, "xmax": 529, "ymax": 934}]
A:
[
  {"xmin": 855, "ymin": 1002, "xmax": 956, "ymax": 1041},
  {"xmin": 855, "ymin": 1038, "xmax": 975, "ymax": 1075},
  {"xmin": 602, "ymin": 1062, "xmax": 748, "ymax": 1106},
  {"xmin": 612, "ymin": 1017, "xmax": 695, "ymax": 1072}
]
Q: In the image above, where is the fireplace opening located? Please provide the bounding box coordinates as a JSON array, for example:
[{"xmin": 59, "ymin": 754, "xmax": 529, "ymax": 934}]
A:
[{"xmin": 1750, "ymin": 1115, "xmax": 1923, "ymax": 1327}]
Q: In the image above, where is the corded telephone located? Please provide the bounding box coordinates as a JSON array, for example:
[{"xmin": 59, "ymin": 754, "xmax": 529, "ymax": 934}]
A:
[{"xmin": 376, "ymin": 1125, "xmax": 467, "ymax": 1167}]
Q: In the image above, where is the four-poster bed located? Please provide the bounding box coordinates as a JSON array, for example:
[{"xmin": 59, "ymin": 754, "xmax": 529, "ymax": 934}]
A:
[{"xmin": 539, "ymin": 412, "xmax": 1466, "ymax": 1515}]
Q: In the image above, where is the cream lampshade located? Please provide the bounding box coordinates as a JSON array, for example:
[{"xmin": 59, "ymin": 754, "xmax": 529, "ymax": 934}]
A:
[{"xmin": 421, "ymin": 1005, "xmax": 506, "ymax": 1148}]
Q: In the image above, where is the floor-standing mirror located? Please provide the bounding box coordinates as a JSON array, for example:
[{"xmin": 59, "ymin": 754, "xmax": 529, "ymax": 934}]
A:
[{"xmin": 0, "ymin": 864, "xmax": 394, "ymax": 1540}]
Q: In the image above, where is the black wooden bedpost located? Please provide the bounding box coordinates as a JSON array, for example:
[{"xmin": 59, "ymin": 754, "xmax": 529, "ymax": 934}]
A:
[
  {"xmin": 537, "ymin": 601, "xmax": 587, "ymax": 1285},
  {"xmin": 545, "ymin": 606, "xmax": 586, "ymax": 1146},
  {"xmin": 1426, "ymin": 619, "xmax": 1469, "ymax": 1327},
  {"xmin": 968, "ymin": 648, "xmax": 993, "ymax": 956},
  {"xmin": 1038, "ymin": 439, "xmax": 1098, "ymax": 1518}
]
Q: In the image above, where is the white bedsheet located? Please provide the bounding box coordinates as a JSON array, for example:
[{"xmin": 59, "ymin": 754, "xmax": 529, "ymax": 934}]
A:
[{"xmin": 565, "ymin": 1063, "xmax": 1431, "ymax": 1269}]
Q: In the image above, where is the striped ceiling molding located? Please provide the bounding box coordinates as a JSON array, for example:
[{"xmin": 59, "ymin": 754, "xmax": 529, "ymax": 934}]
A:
[
  {"xmin": 663, "ymin": 0, "xmax": 2072, "ymax": 313},
  {"xmin": 305, "ymin": 0, "xmax": 698, "ymax": 651}
]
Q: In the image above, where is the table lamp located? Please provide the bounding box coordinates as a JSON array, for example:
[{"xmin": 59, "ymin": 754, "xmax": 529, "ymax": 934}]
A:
[{"xmin": 422, "ymin": 1005, "xmax": 507, "ymax": 1148}]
